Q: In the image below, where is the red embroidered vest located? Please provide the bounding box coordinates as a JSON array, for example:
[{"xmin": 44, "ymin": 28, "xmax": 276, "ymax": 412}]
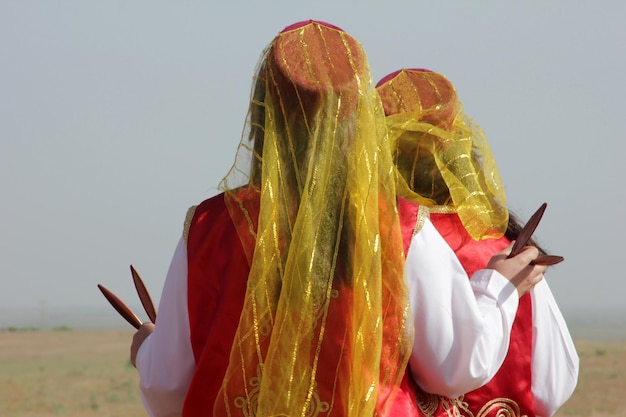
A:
[
  {"xmin": 182, "ymin": 191, "xmax": 426, "ymax": 416},
  {"xmin": 181, "ymin": 191, "xmax": 534, "ymax": 417},
  {"xmin": 424, "ymin": 211, "xmax": 536, "ymax": 417},
  {"xmin": 182, "ymin": 191, "xmax": 254, "ymax": 417}
]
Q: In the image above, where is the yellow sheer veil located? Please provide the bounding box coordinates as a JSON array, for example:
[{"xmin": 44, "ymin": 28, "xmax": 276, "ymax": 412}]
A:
[
  {"xmin": 376, "ymin": 69, "xmax": 508, "ymax": 240},
  {"xmin": 216, "ymin": 21, "xmax": 411, "ymax": 416}
]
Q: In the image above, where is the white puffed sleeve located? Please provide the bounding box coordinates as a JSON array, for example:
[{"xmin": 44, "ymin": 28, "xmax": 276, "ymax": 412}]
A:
[
  {"xmin": 530, "ymin": 278, "xmax": 579, "ymax": 416},
  {"xmin": 135, "ymin": 237, "xmax": 196, "ymax": 417},
  {"xmin": 406, "ymin": 218, "xmax": 519, "ymax": 399}
]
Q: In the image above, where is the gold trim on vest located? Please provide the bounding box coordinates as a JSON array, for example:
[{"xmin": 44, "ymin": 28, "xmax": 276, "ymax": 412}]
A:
[
  {"xmin": 414, "ymin": 205, "xmax": 431, "ymax": 236},
  {"xmin": 183, "ymin": 205, "xmax": 197, "ymax": 246}
]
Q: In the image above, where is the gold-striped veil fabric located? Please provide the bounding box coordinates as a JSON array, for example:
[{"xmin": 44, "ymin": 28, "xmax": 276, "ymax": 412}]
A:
[{"xmin": 216, "ymin": 21, "xmax": 411, "ymax": 417}]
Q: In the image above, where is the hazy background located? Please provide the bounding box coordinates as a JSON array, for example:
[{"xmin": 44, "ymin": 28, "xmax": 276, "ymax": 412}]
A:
[{"xmin": 1, "ymin": 1, "xmax": 624, "ymax": 337}]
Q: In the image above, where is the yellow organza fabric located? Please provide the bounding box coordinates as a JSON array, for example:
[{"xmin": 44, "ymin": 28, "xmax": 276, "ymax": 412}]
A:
[
  {"xmin": 387, "ymin": 106, "xmax": 508, "ymax": 240},
  {"xmin": 217, "ymin": 23, "xmax": 411, "ymax": 417}
]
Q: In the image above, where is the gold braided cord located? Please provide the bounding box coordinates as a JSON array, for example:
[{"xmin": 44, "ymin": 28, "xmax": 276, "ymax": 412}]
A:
[
  {"xmin": 387, "ymin": 106, "xmax": 508, "ymax": 240},
  {"xmin": 217, "ymin": 22, "xmax": 411, "ymax": 417}
]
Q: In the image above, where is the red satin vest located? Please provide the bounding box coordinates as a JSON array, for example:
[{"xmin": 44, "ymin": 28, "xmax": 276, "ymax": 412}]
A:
[
  {"xmin": 183, "ymin": 191, "xmax": 254, "ymax": 417},
  {"xmin": 422, "ymin": 211, "xmax": 536, "ymax": 417},
  {"xmin": 182, "ymin": 191, "xmax": 426, "ymax": 417},
  {"xmin": 182, "ymin": 189, "xmax": 534, "ymax": 416}
]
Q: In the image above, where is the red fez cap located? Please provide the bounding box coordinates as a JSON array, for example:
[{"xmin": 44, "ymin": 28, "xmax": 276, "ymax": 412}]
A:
[
  {"xmin": 267, "ymin": 20, "xmax": 365, "ymax": 119},
  {"xmin": 376, "ymin": 69, "xmax": 458, "ymax": 130}
]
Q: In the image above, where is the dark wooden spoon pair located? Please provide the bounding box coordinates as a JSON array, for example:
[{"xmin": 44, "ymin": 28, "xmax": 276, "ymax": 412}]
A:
[
  {"xmin": 507, "ymin": 202, "xmax": 564, "ymax": 266},
  {"xmin": 97, "ymin": 265, "xmax": 156, "ymax": 329}
]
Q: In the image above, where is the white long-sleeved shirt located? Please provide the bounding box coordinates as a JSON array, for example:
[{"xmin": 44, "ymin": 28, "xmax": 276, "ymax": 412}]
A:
[
  {"xmin": 136, "ymin": 217, "xmax": 579, "ymax": 417},
  {"xmin": 406, "ymin": 219, "xmax": 579, "ymax": 417}
]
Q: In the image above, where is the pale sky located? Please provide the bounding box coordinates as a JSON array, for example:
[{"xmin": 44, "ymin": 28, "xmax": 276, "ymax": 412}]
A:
[{"xmin": 1, "ymin": 1, "xmax": 625, "ymax": 323}]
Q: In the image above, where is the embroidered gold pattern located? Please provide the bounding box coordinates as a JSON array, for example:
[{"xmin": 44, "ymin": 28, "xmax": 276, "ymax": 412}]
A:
[
  {"xmin": 234, "ymin": 364, "xmax": 330, "ymax": 417},
  {"xmin": 234, "ymin": 364, "xmax": 262, "ymax": 417},
  {"xmin": 414, "ymin": 384, "xmax": 527, "ymax": 417},
  {"xmin": 414, "ymin": 387, "xmax": 443, "ymax": 416},
  {"xmin": 472, "ymin": 398, "xmax": 527, "ymax": 417}
]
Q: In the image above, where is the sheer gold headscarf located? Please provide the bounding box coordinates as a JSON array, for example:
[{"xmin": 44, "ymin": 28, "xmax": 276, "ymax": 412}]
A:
[
  {"xmin": 217, "ymin": 21, "xmax": 411, "ymax": 417},
  {"xmin": 376, "ymin": 69, "xmax": 508, "ymax": 240}
]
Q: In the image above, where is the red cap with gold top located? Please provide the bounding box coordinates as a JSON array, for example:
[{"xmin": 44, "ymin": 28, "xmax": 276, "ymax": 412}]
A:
[
  {"xmin": 376, "ymin": 68, "xmax": 458, "ymax": 130},
  {"xmin": 267, "ymin": 20, "xmax": 365, "ymax": 119},
  {"xmin": 376, "ymin": 68, "xmax": 509, "ymax": 240}
]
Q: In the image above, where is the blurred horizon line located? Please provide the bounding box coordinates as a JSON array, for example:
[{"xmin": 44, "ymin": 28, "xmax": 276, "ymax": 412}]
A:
[{"xmin": 1, "ymin": 304, "xmax": 625, "ymax": 342}]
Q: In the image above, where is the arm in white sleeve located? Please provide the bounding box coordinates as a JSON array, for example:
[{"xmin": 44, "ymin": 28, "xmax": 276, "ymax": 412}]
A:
[
  {"xmin": 406, "ymin": 218, "xmax": 519, "ymax": 399},
  {"xmin": 530, "ymin": 278, "xmax": 579, "ymax": 417},
  {"xmin": 135, "ymin": 237, "xmax": 196, "ymax": 417}
]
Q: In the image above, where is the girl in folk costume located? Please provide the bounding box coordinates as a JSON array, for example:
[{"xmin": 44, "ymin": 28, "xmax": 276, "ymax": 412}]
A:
[
  {"xmin": 129, "ymin": 22, "xmax": 549, "ymax": 417},
  {"xmin": 376, "ymin": 68, "xmax": 579, "ymax": 417}
]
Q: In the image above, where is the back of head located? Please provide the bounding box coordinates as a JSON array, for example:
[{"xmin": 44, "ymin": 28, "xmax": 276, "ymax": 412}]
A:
[
  {"xmin": 376, "ymin": 68, "xmax": 508, "ymax": 240},
  {"xmin": 217, "ymin": 21, "xmax": 410, "ymax": 417},
  {"xmin": 377, "ymin": 69, "xmax": 459, "ymax": 206},
  {"xmin": 233, "ymin": 20, "xmax": 368, "ymax": 188}
]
